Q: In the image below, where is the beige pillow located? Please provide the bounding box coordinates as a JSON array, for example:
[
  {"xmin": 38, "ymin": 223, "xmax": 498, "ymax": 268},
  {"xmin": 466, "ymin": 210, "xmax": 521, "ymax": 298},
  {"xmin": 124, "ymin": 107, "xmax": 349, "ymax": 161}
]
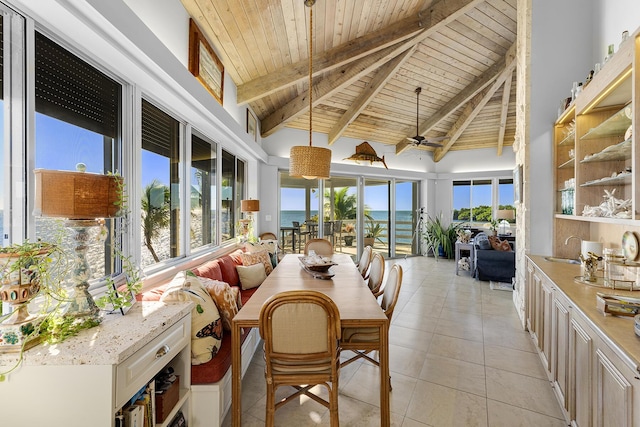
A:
[
  {"xmin": 160, "ymin": 271, "xmax": 223, "ymax": 365},
  {"xmin": 236, "ymin": 263, "xmax": 267, "ymax": 290},
  {"xmin": 241, "ymin": 250, "xmax": 273, "ymax": 275},
  {"xmin": 198, "ymin": 277, "xmax": 241, "ymax": 331}
]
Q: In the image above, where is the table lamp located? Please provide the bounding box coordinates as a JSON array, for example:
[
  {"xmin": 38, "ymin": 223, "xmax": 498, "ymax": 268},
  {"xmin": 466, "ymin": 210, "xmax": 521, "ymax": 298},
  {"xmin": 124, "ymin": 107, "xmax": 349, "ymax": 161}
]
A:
[
  {"xmin": 496, "ymin": 209, "xmax": 515, "ymax": 235},
  {"xmin": 34, "ymin": 166, "xmax": 122, "ymax": 321},
  {"xmin": 240, "ymin": 199, "xmax": 260, "ymax": 241}
]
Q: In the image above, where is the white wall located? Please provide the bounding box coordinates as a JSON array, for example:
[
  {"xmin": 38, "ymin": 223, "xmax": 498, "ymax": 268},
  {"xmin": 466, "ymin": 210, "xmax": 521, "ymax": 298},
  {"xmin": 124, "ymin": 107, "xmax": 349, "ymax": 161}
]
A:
[
  {"xmin": 120, "ymin": 0, "xmax": 250, "ymax": 144},
  {"xmin": 527, "ymin": 0, "xmax": 594, "ymax": 257},
  {"xmin": 592, "ymin": 0, "xmax": 640, "ymax": 64}
]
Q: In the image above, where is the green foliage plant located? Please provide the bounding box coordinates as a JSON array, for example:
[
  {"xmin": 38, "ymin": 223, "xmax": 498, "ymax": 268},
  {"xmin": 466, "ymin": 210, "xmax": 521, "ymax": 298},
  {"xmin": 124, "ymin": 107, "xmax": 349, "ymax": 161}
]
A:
[
  {"xmin": 365, "ymin": 218, "xmax": 385, "ymax": 243},
  {"xmin": 422, "ymin": 214, "xmax": 465, "ymax": 260}
]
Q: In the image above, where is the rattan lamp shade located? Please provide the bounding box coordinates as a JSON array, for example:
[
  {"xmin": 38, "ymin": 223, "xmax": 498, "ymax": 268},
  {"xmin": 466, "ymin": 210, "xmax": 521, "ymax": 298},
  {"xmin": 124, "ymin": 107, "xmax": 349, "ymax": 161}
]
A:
[
  {"xmin": 289, "ymin": 146, "xmax": 331, "ymax": 179},
  {"xmin": 496, "ymin": 209, "xmax": 515, "ymax": 220},
  {"xmin": 34, "ymin": 169, "xmax": 121, "ymax": 219},
  {"xmin": 241, "ymin": 199, "xmax": 260, "ymax": 213}
]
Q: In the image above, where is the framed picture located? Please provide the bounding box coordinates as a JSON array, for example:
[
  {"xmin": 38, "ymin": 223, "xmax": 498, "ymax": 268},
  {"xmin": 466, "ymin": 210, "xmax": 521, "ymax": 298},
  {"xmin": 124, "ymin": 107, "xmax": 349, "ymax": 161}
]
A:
[
  {"xmin": 106, "ymin": 273, "xmax": 136, "ymax": 315},
  {"xmin": 246, "ymin": 108, "xmax": 257, "ymax": 141},
  {"xmin": 188, "ymin": 19, "xmax": 224, "ymax": 105},
  {"xmin": 513, "ymin": 164, "xmax": 523, "ymax": 204}
]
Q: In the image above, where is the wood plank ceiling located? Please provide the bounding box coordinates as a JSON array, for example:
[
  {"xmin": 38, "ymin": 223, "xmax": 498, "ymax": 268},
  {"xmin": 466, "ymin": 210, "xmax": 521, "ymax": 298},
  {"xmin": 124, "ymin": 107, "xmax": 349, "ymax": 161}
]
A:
[{"xmin": 181, "ymin": 0, "xmax": 517, "ymax": 162}]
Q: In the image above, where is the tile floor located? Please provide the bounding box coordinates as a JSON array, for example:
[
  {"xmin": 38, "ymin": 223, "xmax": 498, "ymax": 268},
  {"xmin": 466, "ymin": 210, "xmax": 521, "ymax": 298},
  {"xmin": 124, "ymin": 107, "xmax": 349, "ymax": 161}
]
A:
[{"xmin": 223, "ymin": 256, "xmax": 566, "ymax": 426}]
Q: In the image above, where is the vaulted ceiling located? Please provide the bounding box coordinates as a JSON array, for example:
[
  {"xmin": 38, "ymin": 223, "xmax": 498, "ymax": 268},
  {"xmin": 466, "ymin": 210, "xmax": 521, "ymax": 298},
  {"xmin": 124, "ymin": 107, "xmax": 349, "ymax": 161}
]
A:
[{"xmin": 181, "ymin": 0, "xmax": 517, "ymax": 162}]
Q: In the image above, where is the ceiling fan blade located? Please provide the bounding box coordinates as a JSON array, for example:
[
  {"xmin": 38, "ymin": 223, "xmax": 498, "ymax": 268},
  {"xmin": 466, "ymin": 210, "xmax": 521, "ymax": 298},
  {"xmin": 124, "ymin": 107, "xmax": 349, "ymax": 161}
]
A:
[{"xmin": 420, "ymin": 141, "xmax": 444, "ymax": 148}]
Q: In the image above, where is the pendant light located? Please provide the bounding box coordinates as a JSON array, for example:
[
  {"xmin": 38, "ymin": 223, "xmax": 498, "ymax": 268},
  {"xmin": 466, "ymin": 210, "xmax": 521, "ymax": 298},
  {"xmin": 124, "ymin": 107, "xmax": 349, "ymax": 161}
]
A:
[{"xmin": 289, "ymin": 0, "xmax": 331, "ymax": 180}]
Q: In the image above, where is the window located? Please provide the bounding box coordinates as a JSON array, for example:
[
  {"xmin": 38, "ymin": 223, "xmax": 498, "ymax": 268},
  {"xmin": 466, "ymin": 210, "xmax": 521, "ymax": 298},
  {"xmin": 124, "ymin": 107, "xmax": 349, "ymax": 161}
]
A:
[
  {"xmin": 453, "ymin": 178, "xmax": 514, "ymax": 225},
  {"xmin": 34, "ymin": 30, "xmax": 122, "ymax": 279},
  {"xmin": 453, "ymin": 179, "xmax": 492, "ymax": 224},
  {"xmin": 141, "ymin": 99, "xmax": 181, "ymax": 267},
  {"xmin": 220, "ymin": 150, "xmax": 245, "ymax": 242},
  {"xmin": 190, "ymin": 134, "xmax": 217, "ymax": 250}
]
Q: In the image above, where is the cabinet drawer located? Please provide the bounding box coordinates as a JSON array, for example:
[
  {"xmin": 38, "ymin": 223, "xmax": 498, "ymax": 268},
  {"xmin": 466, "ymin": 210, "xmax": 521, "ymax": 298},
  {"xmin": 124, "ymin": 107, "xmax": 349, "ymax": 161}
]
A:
[{"xmin": 115, "ymin": 314, "xmax": 190, "ymax": 409}]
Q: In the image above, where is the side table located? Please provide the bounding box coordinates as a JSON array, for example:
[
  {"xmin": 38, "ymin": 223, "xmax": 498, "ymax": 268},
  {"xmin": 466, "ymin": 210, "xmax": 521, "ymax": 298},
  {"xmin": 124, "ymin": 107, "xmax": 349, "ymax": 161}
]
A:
[{"xmin": 455, "ymin": 241, "xmax": 475, "ymax": 276}]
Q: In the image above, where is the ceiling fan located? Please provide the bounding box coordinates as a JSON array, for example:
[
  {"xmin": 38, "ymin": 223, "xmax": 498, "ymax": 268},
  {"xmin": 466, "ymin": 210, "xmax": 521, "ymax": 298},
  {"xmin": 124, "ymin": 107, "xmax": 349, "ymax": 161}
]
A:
[{"xmin": 406, "ymin": 87, "xmax": 447, "ymax": 148}]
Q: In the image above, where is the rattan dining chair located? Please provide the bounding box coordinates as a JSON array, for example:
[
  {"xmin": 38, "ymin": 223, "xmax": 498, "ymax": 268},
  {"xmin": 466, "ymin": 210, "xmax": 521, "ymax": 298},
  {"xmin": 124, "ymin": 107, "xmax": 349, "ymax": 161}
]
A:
[
  {"xmin": 340, "ymin": 264, "xmax": 403, "ymax": 389},
  {"xmin": 259, "ymin": 290, "xmax": 342, "ymax": 427},
  {"xmin": 366, "ymin": 252, "xmax": 385, "ymax": 297},
  {"xmin": 356, "ymin": 245, "xmax": 373, "ymax": 279},
  {"xmin": 304, "ymin": 238, "xmax": 334, "ymax": 256}
]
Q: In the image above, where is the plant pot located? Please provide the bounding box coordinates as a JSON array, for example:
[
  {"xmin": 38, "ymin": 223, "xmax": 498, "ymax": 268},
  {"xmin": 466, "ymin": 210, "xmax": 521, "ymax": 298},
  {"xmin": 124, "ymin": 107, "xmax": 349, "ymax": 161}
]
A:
[
  {"xmin": 344, "ymin": 235, "xmax": 354, "ymax": 246},
  {"xmin": 364, "ymin": 237, "xmax": 375, "ymax": 247}
]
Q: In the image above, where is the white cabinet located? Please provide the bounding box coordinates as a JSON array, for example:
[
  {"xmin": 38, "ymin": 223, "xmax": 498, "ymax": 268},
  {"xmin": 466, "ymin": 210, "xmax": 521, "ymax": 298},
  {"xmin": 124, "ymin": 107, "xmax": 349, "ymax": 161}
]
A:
[
  {"xmin": 552, "ymin": 290, "xmax": 571, "ymax": 413},
  {"xmin": 0, "ymin": 302, "xmax": 192, "ymax": 427},
  {"xmin": 526, "ymin": 256, "xmax": 640, "ymax": 427},
  {"xmin": 569, "ymin": 312, "xmax": 594, "ymax": 427}
]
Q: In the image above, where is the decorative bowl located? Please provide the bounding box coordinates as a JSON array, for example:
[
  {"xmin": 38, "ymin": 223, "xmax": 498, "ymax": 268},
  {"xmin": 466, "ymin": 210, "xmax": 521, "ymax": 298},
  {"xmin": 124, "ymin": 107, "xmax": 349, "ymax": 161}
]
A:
[{"xmin": 300, "ymin": 256, "xmax": 337, "ymax": 273}]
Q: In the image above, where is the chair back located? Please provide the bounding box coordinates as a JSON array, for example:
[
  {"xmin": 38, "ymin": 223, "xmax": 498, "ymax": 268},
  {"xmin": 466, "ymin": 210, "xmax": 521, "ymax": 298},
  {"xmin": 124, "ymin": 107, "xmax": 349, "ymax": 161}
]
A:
[
  {"xmin": 380, "ymin": 264, "xmax": 403, "ymax": 321},
  {"xmin": 292, "ymin": 221, "xmax": 300, "ymax": 229},
  {"xmin": 367, "ymin": 252, "xmax": 385, "ymax": 295},
  {"xmin": 259, "ymin": 290, "xmax": 341, "ymax": 376},
  {"xmin": 323, "ymin": 221, "xmax": 333, "ymax": 237},
  {"xmin": 304, "ymin": 238, "xmax": 334, "ymax": 256},
  {"xmin": 259, "ymin": 232, "xmax": 277, "ymax": 241},
  {"xmin": 357, "ymin": 245, "xmax": 373, "ymax": 278}
]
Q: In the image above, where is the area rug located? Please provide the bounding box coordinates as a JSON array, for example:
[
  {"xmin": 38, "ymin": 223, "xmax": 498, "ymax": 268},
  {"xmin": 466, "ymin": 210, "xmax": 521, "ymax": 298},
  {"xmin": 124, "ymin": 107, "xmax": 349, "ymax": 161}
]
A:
[{"xmin": 490, "ymin": 281, "xmax": 513, "ymax": 291}]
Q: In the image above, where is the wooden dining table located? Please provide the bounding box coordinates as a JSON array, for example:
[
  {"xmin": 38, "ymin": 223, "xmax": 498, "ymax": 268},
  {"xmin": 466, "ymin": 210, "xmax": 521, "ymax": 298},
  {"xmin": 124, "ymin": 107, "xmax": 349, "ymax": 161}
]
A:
[{"xmin": 231, "ymin": 253, "xmax": 390, "ymax": 426}]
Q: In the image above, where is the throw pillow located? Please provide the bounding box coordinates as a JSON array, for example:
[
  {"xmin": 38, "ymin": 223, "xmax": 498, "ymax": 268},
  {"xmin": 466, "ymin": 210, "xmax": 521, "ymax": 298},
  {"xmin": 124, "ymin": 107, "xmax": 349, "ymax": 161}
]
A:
[
  {"xmin": 476, "ymin": 233, "xmax": 491, "ymax": 250},
  {"xmin": 198, "ymin": 277, "xmax": 242, "ymax": 331},
  {"xmin": 488, "ymin": 235, "xmax": 501, "ymax": 250},
  {"xmin": 236, "ymin": 263, "xmax": 267, "ymax": 290},
  {"xmin": 498, "ymin": 240, "xmax": 513, "ymax": 252},
  {"xmin": 488, "ymin": 235, "xmax": 513, "ymax": 252},
  {"xmin": 241, "ymin": 250, "xmax": 273, "ymax": 275},
  {"xmin": 160, "ymin": 271, "xmax": 223, "ymax": 365}
]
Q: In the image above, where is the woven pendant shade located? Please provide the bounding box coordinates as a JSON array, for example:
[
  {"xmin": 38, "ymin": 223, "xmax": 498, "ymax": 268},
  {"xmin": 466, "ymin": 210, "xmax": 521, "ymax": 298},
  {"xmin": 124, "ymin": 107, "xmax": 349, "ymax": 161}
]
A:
[
  {"xmin": 288, "ymin": 0, "xmax": 331, "ymax": 180},
  {"xmin": 289, "ymin": 146, "xmax": 331, "ymax": 179}
]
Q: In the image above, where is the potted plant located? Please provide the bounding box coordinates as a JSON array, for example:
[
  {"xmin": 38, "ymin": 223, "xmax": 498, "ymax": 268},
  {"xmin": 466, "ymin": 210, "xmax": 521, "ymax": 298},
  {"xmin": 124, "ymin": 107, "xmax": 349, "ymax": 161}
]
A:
[
  {"xmin": 343, "ymin": 223, "xmax": 355, "ymax": 246},
  {"xmin": 364, "ymin": 219, "xmax": 384, "ymax": 247},
  {"xmin": 422, "ymin": 214, "xmax": 464, "ymax": 260}
]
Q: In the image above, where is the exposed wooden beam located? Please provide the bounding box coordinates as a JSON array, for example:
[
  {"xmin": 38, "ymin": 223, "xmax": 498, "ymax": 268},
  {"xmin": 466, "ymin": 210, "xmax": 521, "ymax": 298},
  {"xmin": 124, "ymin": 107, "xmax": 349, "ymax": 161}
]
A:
[
  {"xmin": 262, "ymin": 0, "xmax": 485, "ymax": 137},
  {"xmin": 497, "ymin": 69, "xmax": 514, "ymax": 156},
  {"xmin": 433, "ymin": 57, "xmax": 516, "ymax": 162},
  {"xmin": 396, "ymin": 42, "xmax": 516, "ymax": 155},
  {"xmin": 327, "ymin": 46, "xmax": 417, "ymax": 145},
  {"xmin": 261, "ymin": 41, "xmax": 409, "ymax": 137},
  {"xmin": 236, "ymin": 14, "xmax": 424, "ymax": 104}
]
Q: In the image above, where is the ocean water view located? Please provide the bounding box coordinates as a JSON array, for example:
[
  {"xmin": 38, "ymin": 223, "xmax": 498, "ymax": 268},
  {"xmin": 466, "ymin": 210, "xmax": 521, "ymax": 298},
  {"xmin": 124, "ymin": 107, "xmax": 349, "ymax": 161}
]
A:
[{"xmin": 280, "ymin": 210, "xmax": 416, "ymax": 243}]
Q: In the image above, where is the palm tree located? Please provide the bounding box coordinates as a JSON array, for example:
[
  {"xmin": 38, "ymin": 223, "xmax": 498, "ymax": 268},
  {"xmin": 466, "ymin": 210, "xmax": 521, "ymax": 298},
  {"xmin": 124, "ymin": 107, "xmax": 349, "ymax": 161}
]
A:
[
  {"xmin": 326, "ymin": 187, "xmax": 357, "ymax": 220},
  {"xmin": 141, "ymin": 180, "xmax": 170, "ymax": 262}
]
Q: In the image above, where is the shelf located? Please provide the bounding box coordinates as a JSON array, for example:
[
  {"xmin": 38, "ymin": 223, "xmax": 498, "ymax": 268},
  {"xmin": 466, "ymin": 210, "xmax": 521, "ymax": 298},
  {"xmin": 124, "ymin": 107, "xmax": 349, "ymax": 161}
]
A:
[
  {"xmin": 580, "ymin": 172, "xmax": 632, "ymax": 187},
  {"xmin": 558, "ymin": 158, "xmax": 575, "ymax": 169},
  {"xmin": 580, "ymin": 105, "xmax": 632, "ymax": 140},
  {"xmin": 580, "ymin": 138, "xmax": 632, "ymax": 163},
  {"xmin": 555, "ymin": 213, "xmax": 639, "ymax": 225},
  {"xmin": 558, "ymin": 133, "xmax": 575, "ymax": 146}
]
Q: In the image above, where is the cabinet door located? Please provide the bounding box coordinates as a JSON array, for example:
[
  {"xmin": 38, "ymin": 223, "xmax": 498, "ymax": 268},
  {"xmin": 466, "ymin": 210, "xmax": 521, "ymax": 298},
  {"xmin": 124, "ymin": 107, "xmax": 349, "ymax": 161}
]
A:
[
  {"xmin": 525, "ymin": 260, "xmax": 537, "ymax": 336},
  {"xmin": 552, "ymin": 291, "xmax": 571, "ymax": 413},
  {"xmin": 539, "ymin": 278, "xmax": 553, "ymax": 375},
  {"xmin": 594, "ymin": 348, "xmax": 633, "ymax": 427},
  {"xmin": 569, "ymin": 314, "xmax": 593, "ymax": 427}
]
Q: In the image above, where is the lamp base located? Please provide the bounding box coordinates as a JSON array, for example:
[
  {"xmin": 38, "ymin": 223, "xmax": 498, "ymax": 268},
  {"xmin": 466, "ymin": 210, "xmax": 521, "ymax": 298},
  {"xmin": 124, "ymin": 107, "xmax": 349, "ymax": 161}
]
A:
[{"xmin": 64, "ymin": 219, "xmax": 101, "ymax": 322}]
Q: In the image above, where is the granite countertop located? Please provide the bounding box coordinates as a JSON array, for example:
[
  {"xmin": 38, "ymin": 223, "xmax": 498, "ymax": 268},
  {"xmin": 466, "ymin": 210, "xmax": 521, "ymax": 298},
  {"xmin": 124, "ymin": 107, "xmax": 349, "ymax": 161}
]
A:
[
  {"xmin": 0, "ymin": 301, "xmax": 192, "ymax": 367},
  {"xmin": 529, "ymin": 254, "xmax": 640, "ymax": 371}
]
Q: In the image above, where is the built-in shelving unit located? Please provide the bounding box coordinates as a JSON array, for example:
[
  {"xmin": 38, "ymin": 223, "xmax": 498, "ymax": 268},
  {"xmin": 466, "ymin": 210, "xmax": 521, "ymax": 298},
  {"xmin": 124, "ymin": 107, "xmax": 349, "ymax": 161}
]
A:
[{"xmin": 553, "ymin": 29, "xmax": 638, "ymax": 222}]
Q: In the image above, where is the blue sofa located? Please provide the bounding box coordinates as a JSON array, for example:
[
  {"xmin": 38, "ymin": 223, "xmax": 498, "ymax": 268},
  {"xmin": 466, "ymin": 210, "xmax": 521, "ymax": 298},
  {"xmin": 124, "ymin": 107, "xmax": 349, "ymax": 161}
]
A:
[{"xmin": 474, "ymin": 233, "xmax": 515, "ymax": 283}]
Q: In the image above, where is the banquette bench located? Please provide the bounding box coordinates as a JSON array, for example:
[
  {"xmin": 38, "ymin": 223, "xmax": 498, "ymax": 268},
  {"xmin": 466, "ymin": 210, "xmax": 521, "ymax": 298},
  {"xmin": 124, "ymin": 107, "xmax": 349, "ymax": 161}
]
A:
[{"xmin": 138, "ymin": 247, "xmax": 263, "ymax": 427}]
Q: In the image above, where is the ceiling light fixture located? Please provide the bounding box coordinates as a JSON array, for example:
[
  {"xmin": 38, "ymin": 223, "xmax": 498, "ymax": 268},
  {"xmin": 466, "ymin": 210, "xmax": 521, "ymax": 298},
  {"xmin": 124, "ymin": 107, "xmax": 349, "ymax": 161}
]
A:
[{"xmin": 289, "ymin": 0, "xmax": 331, "ymax": 180}]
